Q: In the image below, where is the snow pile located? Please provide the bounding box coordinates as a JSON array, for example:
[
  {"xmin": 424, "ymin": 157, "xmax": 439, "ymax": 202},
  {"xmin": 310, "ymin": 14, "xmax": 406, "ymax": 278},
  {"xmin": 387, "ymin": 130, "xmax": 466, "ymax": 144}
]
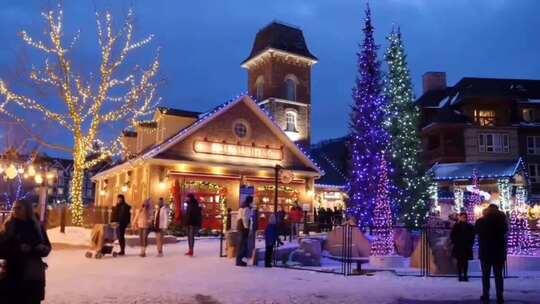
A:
[
  {"xmin": 44, "ymin": 239, "xmax": 540, "ymax": 304},
  {"xmin": 47, "ymin": 226, "xmax": 91, "ymax": 247}
]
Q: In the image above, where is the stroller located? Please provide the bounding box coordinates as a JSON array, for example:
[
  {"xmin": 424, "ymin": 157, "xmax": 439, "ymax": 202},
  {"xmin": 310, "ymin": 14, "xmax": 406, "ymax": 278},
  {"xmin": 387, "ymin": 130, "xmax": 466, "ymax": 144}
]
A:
[{"xmin": 85, "ymin": 223, "xmax": 119, "ymax": 259}]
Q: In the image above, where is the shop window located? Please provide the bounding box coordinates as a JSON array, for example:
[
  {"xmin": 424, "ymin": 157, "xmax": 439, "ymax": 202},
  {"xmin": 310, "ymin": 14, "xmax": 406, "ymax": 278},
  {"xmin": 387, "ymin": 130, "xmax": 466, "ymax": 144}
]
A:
[
  {"xmin": 523, "ymin": 108, "xmax": 535, "ymax": 122},
  {"xmin": 474, "ymin": 109, "xmax": 496, "ymax": 126},
  {"xmin": 285, "ymin": 111, "xmax": 298, "ymax": 132},
  {"xmin": 478, "ymin": 133, "xmax": 509, "ymax": 153},
  {"xmin": 529, "ymin": 163, "xmax": 540, "ymax": 183},
  {"xmin": 285, "ymin": 75, "xmax": 297, "ymax": 101},
  {"xmin": 255, "ymin": 76, "xmax": 264, "ymax": 101}
]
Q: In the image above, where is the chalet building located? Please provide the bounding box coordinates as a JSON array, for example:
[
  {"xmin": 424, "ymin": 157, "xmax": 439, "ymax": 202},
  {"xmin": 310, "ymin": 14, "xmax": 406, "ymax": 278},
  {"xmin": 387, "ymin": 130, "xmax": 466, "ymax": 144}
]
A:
[{"xmin": 416, "ymin": 72, "xmax": 540, "ymax": 216}]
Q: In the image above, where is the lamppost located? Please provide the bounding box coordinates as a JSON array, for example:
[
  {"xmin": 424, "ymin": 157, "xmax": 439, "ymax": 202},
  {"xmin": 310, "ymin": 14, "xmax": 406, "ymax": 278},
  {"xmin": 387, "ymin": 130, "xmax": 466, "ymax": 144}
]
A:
[{"xmin": 274, "ymin": 164, "xmax": 282, "ymax": 218}]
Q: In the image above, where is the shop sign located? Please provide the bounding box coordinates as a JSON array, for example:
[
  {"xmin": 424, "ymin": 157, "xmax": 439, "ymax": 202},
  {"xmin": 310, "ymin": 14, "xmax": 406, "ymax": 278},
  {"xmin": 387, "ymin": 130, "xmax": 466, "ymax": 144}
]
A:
[{"xmin": 194, "ymin": 140, "xmax": 282, "ymax": 160}]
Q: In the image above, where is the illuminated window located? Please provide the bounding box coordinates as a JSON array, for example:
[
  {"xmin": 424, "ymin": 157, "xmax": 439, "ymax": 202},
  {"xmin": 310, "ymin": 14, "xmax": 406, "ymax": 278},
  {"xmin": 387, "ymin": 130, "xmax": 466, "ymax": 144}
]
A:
[
  {"xmin": 285, "ymin": 111, "xmax": 298, "ymax": 132},
  {"xmin": 255, "ymin": 76, "xmax": 264, "ymax": 101},
  {"xmin": 478, "ymin": 133, "xmax": 509, "ymax": 153},
  {"xmin": 523, "ymin": 108, "xmax": 535, "ymax": 122},
  {"xmin": 285, "ymin": 75, "xmax": 298, "ymax": 101},
  {"xmin": 474, "ymin": 109, "xmax": 496, "ymax": 126}
]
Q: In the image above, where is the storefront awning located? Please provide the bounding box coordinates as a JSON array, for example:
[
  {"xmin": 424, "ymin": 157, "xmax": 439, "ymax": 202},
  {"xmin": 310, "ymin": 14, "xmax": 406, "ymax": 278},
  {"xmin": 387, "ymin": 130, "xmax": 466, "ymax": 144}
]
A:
[{"xmin": 430, "ymin": 158, "xmax": 524, "ymax": 181}]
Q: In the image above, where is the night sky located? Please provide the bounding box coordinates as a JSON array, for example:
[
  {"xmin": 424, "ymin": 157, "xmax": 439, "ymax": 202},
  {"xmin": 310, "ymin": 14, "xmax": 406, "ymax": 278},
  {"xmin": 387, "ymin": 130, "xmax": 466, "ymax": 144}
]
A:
[{"xmin": 1, "ymin": 0, "xmax": 540, "ymax": 157}]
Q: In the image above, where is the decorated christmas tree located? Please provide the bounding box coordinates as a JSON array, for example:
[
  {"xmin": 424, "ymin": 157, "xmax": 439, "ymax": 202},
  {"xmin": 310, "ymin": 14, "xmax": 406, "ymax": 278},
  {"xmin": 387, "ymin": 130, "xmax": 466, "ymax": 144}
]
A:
[
  {"xmin": 384, "ymin": 28, "xmax": 430, "ymax": 228},
  {"xmin": 508, "ymin": 188, "xmax": 534, "ymax": 255},
  {"xmin": 371, "ymin": 155, "xmax": 394, "ymax": 256},
  {"xmin": 348, "ymin": 3, "xmax": 390, "ymax": 226}
]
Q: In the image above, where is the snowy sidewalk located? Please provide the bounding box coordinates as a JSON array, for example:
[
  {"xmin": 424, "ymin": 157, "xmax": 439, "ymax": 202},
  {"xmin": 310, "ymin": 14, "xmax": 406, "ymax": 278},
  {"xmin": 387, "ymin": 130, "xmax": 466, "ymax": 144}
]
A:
[{"xmin": 44, "ymin": 239, "xmax": 540, "ymax": 304}]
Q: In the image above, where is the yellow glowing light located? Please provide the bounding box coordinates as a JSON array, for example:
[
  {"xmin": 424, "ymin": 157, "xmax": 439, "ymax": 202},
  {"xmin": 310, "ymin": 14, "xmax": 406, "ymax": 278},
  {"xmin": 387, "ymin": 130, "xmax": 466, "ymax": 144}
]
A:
[
  {"xmin": 6, "ymin": 164, "xmax": 18, "ymax": 179},
  {"xmin": 35, "ymin": 174, "xmax": 43, "ymax": 184},
  {"xmin": 0, "ymin": 166, "xmax": 4, "ymax": 174},
  {"xmin": 158, "ymin": 181, "xmax": 167, "ymax": 191},
  {"xmin": 306, "ymin": 190, "xmax": 314, "ymax": 198},
  {"xmin": 46, "ymin": 172, "xmax": 55, "ymax": 180},
  {"xmin": 17, "ymin": 167, "xmax": 24, "ymax": 174},
  {"xmin": 99, "ymin": 190, "xmax": 107, "ymax": 196},
  {"xmin": 27, "ymin": 165, "xmax": 36, "ymax": 176},
  {"xmin": 121, "ymin": 184, "xmax": 129, "ymax": 193},
  {"xmin": 194, "ymin": 140, "xmax": 282, "ymax": 160},
  {"xmin": 23, "ymin": 173, "xmax": 29, "ymax": 179}
]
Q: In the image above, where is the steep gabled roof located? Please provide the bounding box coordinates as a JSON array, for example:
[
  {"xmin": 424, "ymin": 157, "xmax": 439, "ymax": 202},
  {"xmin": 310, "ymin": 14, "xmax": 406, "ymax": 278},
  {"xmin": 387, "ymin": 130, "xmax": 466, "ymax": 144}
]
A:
[
  {"xmin": 242, "ymin": 21, "xmax": 317, "ymax": 64},
  {"xmin": 93, "ymin": 95, "xmax": 322, "ymax": 179}
]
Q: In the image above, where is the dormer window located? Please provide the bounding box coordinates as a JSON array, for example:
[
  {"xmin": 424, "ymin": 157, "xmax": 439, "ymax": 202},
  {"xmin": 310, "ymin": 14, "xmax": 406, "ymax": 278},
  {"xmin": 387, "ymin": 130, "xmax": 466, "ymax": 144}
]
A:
[
  {"xmin": 285, "ymin": 74, "xmax": 298, "ymax": 101},
  {"xmin": 255, "ymin": 76, "xmax": 264, "ymax": 101},
  {"xmin": 285, "ymin": 110, "xmax": 298, "ymax": 132},
  {"xmin": 474, "ymin": 109, "xmax": 496, "ymax": 126}
]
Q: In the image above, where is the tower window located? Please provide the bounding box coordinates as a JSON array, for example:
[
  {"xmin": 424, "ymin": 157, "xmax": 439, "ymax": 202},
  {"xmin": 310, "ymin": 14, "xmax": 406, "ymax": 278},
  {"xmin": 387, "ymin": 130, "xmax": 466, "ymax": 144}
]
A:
[
  {"xmin": 285, "ymin": 74, "xmax": 298, "ymax": 101},
  {"xmin": 255, "ymin": 76, "xmax": 264, "ymax": 101},
  {"xmin": 285, "ymin": 111, "xmax": 298, "ymax": 132}
]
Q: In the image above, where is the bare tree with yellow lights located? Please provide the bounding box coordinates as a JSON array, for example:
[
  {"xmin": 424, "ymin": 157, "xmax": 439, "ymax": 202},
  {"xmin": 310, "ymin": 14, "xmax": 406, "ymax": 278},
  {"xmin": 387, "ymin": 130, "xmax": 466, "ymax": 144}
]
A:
[{"xmin": 0, "ymin": 5, "xmax": 160, "ymax": 225}]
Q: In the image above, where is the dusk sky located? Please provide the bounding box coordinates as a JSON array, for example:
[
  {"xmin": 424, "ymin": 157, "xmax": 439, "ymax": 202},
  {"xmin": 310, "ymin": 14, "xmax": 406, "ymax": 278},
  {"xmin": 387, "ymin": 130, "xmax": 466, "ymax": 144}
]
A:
[{"xmin": 1, "ymin": 0, "xmax": 540, "ymax": 156}]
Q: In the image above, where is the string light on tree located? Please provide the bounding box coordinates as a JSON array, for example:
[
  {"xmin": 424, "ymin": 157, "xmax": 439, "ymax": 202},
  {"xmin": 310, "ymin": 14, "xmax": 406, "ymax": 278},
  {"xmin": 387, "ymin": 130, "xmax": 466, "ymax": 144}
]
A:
[
  {"xmin": 453, "ymin": 186, "xmax": 464, "ymax": 213},
  {"xmin": 347, "ymin": 3, "xmax": 390, "ymax": 226},
  {"xmin": 497, "ymin": 179, "xmax": 511, "ymax": 212},
  {"xmin": 0, "ymin": 5, "xmax": 161, "ymax": 225},
  {"xmin": 371, "ymin": 154, "xmax": 394, "ymax": 256},
  {"xmin": 466, "ymin": 169, "xmax": 482, "ymax": 222},
  {"xmin": 384, "ymin": 27, "xmax": 430, "ymax": 228},
  {"xmin": 508, "ymin": 203, "xmax": 534, "ymax": 255}
]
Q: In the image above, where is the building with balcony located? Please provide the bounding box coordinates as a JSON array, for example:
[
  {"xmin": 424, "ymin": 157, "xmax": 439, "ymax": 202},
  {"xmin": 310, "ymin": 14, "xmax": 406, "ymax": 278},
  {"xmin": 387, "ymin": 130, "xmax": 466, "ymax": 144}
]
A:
[{"xmin": 416, "ymin": 72, "xmax": 540, "ymax": 213}]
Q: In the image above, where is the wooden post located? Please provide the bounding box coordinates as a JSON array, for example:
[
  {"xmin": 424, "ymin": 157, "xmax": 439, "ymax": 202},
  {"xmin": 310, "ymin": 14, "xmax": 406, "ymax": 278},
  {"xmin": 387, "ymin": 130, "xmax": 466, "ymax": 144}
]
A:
[{"xmin": 60, "ymin": 206, "xmax": 66, "ymax": 233}]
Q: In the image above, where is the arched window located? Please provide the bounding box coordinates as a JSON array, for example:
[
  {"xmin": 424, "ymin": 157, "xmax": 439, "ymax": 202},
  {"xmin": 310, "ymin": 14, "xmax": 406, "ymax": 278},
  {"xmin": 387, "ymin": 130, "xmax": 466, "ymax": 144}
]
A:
[
  {"xmin": 284, "ymin": 74, "xmax": 298, "ymax": 101},
  {"xmin": 255, "ymin": 76, "xmax": 264, "ymax": 101},
  {"xmin": 285, "ymin": 110, "xmax": 298, "ymax": 132}
]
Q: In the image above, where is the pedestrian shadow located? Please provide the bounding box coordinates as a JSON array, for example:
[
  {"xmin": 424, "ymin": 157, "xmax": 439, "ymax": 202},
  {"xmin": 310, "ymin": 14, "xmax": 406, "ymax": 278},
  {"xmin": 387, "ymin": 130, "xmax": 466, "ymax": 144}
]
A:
[{"xmin": 395, "ymin": 299, "xmax": 540, "ymax": 304}]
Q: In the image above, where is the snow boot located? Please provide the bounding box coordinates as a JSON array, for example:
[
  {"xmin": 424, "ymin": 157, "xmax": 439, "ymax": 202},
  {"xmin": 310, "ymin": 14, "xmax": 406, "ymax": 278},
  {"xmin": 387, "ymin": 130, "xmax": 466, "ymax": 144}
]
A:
[{"xmin": 185, "ymin": 250, "xmax": 193, "ymax": 256}]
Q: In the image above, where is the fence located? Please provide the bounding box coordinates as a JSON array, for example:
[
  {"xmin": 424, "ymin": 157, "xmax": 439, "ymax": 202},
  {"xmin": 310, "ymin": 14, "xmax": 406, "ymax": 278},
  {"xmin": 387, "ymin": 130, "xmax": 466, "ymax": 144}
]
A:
[{"xmin": 261, "ymin": 223, "xmax": 540, "ymax": 278}]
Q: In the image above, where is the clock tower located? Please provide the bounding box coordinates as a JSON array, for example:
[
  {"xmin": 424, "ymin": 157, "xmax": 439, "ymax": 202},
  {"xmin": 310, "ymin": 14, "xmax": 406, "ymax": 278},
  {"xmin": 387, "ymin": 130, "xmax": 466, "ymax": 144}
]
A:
[{"xmin": 241, "ymin": 21, "xmax": 317, "ymax": 149}]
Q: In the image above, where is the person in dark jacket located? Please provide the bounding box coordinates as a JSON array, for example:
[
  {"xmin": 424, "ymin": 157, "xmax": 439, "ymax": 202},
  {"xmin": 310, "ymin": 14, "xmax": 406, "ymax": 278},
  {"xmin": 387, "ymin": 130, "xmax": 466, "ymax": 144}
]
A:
[
  {"xmin": 0, "ymin": 199, "xmax": 51, "ymax": 304},
  {"xmin": 475, "ymin": 204, "xmax": 508, "ymax": 304},
  {"xmin": 450, "ymin": 212, "xmax": 475, "ymax": 281},
  {"xmin": 264, "ymin": 214, "xmax": 282, "ymax": 268},
  {"xmin": 112, "ymin": 194, "xmax": 131, "ymax": 255},
  {"xmin": 184, "ymin": 194, "xmax": 202, "ymax": 256},
  {"xmin": 236, "ymin": 196, "xmax": 253, "ymax": 266}
]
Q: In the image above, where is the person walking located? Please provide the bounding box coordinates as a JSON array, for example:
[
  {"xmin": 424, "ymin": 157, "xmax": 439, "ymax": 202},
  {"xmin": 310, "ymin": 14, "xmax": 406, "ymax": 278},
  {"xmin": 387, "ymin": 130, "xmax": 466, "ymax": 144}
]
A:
[
  {"xmin": 236, "ymin": 196, "xmax": 253, "ymax": 267},
  {"xmin": 264, "ymin": 214, "xmax": 281, "ymax": 268},
  {"xmin": 153, "ymin": 197, "xmax": 170, "ymax": 257},
  {"xmin": 476, "ymin": 204, "xmax": 508, "ymax": 304},
  {"xmin": 133, "ymin": 199, "xmax": 153, "ymax": 257},
  {"xmin": 450, "ymin": 212, "xmax": 475, "ymax": 281},
  {"xmin": 112, "ymin": 194, "xmax": 131, "ymax": 256},
  {"xmin": 290, "ymin": 202, "xmax": 303, "ymax": 239},
  {"xmin": 0, "ymin": 199, "xmax": 51, "ymax": 303},
  {"xmin": 185, "ymin": 194, "xmax": 202, "ymax": 257}
]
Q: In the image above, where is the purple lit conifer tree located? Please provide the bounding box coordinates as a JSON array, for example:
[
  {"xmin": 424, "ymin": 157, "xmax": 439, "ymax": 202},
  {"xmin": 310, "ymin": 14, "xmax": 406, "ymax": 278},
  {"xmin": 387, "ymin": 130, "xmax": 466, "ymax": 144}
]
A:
[
  {"xmin": 348, "ymin": 3, "xmax": 390, "ymax": 226},
  {"xmin": 372, "ymin": 155, "xmax": 394, "ymax": 255}
]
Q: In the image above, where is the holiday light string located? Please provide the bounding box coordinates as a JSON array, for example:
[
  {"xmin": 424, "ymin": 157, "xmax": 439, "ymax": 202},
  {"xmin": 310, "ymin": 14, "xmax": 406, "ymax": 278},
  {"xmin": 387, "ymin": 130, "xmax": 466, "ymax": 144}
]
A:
[
  {"xmin": 371, "ymin": 154, "xmax": 394, "ymax": 256},
  {"xmin": 0, "ymin": 5, "xmax": 161, "ymax": 225}
]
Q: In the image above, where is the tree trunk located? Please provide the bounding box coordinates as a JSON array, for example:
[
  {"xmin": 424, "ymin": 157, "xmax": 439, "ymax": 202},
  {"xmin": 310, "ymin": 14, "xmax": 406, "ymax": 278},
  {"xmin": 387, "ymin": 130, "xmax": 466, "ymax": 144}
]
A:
[{"xmin": 71, "ymin": 149, "xmax": 86, "ymax": 226}]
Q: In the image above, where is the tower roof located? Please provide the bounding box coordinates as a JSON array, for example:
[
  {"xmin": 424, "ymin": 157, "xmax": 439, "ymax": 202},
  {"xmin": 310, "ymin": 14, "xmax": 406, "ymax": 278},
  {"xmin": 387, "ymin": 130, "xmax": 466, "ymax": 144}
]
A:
[{"xmin": 242, "ymin": 21, "xmax": 317, "ymax": 65}]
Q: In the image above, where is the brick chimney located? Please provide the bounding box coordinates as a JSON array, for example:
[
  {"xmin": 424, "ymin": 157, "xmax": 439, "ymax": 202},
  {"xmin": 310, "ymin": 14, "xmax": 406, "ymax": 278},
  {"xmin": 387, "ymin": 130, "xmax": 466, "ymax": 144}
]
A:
[{"xmin": 422, "ymin": 72, "xmax": 447, "ymax": 93}]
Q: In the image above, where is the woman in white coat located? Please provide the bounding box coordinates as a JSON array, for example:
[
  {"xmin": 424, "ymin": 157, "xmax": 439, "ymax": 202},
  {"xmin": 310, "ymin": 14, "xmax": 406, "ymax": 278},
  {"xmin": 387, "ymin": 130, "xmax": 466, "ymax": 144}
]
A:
[
  {"xmin": 153, "ymin": 198, "xmax": 169, "ymax": 257},
  {"xmin": 132, "ymin": 199, "xmax": 153, "ymax": 257}
]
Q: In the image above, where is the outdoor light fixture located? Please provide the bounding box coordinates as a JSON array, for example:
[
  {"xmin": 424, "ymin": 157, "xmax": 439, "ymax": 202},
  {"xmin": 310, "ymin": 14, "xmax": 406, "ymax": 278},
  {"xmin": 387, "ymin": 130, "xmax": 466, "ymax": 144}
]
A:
[
  {"xmin": 17, "ymin": 167, "xmax": 24, "ymax": 174},
  {"xmin": 158, "ymin": 180, "xmax": 167, "ymax": 191},
  {"xmin": 5, "ymin": 164, "xmax": 17, "ymax": 179},
  {"xmin": 34, "ymin": 174, "xmax": 44, "ymax": 184},
  {"xmin": 27, "ymin": 165, "xmax": 36, "ymax": 176},
  {"xmin": 121, "ymin": 183, "xmax": 130, "ymax": 193},
  {"xmin": 99, "ymin": 189, "xmax": 107, "ymax": 196}
]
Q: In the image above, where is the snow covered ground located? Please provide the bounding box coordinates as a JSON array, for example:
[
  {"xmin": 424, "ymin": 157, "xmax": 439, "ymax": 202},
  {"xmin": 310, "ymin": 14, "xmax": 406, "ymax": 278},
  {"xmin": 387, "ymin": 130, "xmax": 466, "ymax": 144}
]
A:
[{"xmin": 44, "ymin": 239, "xmax": 540, "ymax": 304}]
